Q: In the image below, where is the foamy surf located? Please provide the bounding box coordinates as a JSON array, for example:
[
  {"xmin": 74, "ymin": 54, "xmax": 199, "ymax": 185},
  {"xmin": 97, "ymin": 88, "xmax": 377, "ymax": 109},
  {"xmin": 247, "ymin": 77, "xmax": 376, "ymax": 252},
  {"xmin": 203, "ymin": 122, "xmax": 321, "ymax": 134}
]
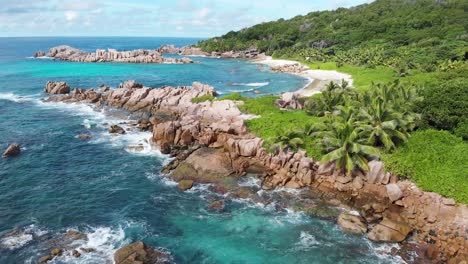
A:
[
  {"xmin": 36, "ymin": 99, "xmax": 169, "ymax": 158},
  {"xmin": 0, "ymin": 92, "xmax": 38, "ymax": 103},
  {"xmin": 367, "ymin": 241, "xmax": 408, "ymax": 264},
  {"xmin": 232, "ymin": 82, "xmax": 269, "ymax": 87},
  {"xmin": 0, "ymin": 225, "xmax": 47, "ymax": 250},
  {"xmin": 27, "ymin": 56, "xmax": 53, "ymax": 60},
  {"xmin": 48, "ymin": 226, "xmax": 126, "ymax": 264},
  {"xmin": 294, "ymin": 231, "xmax": 320, "ymax": 250}
]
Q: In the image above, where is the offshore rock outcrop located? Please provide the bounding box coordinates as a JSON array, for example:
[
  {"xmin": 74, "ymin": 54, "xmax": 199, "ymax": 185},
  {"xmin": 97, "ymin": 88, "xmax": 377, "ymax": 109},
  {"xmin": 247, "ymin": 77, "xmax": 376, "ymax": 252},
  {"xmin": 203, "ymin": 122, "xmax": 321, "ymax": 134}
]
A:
[
  {"xmin": 44, "ymin": 81, "xmax": 70, "ymax": 94},
  {"xmin": 34, "ymin": 45, "xmax": 194, "ymax": 64},
  {"xmin": 43, "ymin": 81, "xmax": 468, "ymax": 263},
  {"xmin": 2, "ymin": 144, "xmax": 21, "ymax": 158}
]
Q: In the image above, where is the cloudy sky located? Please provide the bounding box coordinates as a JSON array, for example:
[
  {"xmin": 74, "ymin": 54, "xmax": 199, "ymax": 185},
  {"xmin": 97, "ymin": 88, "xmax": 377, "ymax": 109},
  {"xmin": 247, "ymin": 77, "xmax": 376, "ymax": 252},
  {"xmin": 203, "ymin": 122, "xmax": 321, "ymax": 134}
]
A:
[{"xmin": 0, "ymin": 0, "xmax": 373, "ymax": 37}]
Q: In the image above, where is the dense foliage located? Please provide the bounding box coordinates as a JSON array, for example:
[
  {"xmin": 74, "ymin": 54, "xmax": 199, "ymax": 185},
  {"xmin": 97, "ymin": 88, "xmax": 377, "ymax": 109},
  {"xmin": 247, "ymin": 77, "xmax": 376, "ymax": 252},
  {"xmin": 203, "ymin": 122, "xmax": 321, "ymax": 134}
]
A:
[
  {"xmin": 198, "ymin": 0, "xmax": 467, "ymax": 71},
  {"xmin": 306, "ymin": 81, "xmax": 420, "ymax": 173},
  {"xmin": 415, "ymin": 78, "xmax": 468, "ymax": 139},
  {"xmin": 382, "ymin": 130, "xmax": 468, "ymax": 203},
  {"xmin": 206, "ymin": 0, "xmax": 467, "ymax": 201}
]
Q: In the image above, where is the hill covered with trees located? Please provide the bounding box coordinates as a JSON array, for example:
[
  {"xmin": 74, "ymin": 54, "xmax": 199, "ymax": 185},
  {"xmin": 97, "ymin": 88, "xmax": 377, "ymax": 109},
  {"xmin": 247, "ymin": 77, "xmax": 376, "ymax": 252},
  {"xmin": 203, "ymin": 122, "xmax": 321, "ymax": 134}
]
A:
[{"xmin": 198, "ymin": 0, "xmax": 467, "ymax": 66}]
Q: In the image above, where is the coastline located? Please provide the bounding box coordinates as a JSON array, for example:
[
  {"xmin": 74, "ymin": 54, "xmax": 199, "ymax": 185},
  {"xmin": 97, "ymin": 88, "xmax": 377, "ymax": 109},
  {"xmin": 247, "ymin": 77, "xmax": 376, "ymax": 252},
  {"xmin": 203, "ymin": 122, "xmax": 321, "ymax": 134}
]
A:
[
  {"xmin": 253, "ymin": 56, "xmax": 353, "ymax": 97},
  {"xmin": 37, "ymin": 80, "xmax": 468, "ymax": 263}
]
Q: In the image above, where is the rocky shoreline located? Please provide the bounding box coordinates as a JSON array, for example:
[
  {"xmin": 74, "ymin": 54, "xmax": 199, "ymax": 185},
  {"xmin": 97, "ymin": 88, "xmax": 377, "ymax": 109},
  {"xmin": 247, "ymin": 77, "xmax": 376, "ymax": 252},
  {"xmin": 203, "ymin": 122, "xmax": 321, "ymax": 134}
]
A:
[
  {"xmin": 39, "ymin": 80, "xmax": 467, "ymax": 263},
  {"xmin": 33, "ymin": 45, "xmax": 195, "ymax": 64},
  {"xmin": 33, "ymin": 45, "xmax": 266, "ymax": 64}
]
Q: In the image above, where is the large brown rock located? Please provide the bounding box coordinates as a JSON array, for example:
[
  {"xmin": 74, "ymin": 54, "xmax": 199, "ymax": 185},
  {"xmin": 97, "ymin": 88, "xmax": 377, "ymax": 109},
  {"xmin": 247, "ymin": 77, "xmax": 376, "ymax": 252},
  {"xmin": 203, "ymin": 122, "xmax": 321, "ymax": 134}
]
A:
[
  {"xmin": 386, "ymin": 183, "xmax": 403, "ymax": 202},
  {"xmin": 224, "ymin": 138, "xmax": 263, "ymax": 157},
  {"xmin": 170, "ymin": 148, "xmax": 235, "ymax": 186},
  {"xmin": 366, "ymin": 160, "xmax": 385, "ymax": 184},
  {"xmin": 109, "ymin": 125, "xmax": 126, "ymax": 134},
  {"xmin": 34, "ymin": 50, "xmax": 46, "ymax": 57},
  {"xmin": 337, "ymin": 213, "xmax": 367, "ymax": 235},
  {"xmin": 44, "ymin": 81, "xmax": 70, "ymax": 94},
  {"xmin": 114, "ymin": 241, "xmax": 171, "ymax": 264},
  {"xmin": 367, "ymin": 218, "xmax": 412, "ymax": 242},
  {"xmin": 2, "ymin": 144, "xmax": 20, "ymax": 158},
  {"xmin": 119, "ymin": 80, "xmax": 143, "ymax": 89},
  {"xmin": 177, "ymin": 180, "xmax": 193, "ymax": 191}
]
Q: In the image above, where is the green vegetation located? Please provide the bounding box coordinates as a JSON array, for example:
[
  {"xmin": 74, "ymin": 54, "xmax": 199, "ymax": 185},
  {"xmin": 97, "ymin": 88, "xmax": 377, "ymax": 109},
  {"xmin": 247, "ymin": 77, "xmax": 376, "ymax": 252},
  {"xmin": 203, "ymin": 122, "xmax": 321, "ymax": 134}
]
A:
[
  {"xmin": 191, "ymin": 94, "xmax": 215, "ymax": 103},
  {"xmin": 198, "ymin": 0, "xmax": 467, "ymax": 72},
  {"xmin": 305, "ymin": 81, "xmax": 419, "ymax": 174},
  {"xmin": 382, "ymin": 130, "xmax": 468, "ymax": 203},
  {"xmin": 205, "ymin": 0, "xmax": 467, "ymax": 201},
  {"xmin": 220, "ymin": 93, "xmax": 323, "ymax": 158},
  {"xmin": 415, "ymin": 79, "xmax": 468, "ymax": 139},
  {"xmin": 309, "ymin": 106, "xmax": 380, "ymax": 175}
]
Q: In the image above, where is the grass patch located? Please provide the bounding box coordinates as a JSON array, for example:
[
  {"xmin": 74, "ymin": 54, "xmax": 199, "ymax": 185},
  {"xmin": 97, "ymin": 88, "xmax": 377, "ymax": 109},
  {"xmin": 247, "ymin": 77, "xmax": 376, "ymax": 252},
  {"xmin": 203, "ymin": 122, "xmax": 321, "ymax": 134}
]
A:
[
  {"xmin": 301, "ymin": 61, "xmax": 440, "ymax": 91},
  {"xmin": 382, "ymin": 130, "xmax": 468, "ymax": 204},
  {"xmin": 191, "ymin": 94, "xmax": 215, "ymax": 103},
  {"xmin": 303, "ymin": 61, "xmax": 398, "ymax": 90},
  {"xmin": 219, "ymin": 93, "xmax": 324, "ymax": 159}
]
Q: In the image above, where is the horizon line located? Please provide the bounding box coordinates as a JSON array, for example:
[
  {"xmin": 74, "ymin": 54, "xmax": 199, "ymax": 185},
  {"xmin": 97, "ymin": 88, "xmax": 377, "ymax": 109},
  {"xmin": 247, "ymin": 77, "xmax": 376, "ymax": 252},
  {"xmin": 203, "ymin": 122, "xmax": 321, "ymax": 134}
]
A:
[{"xmin": 0, "ymin": 36, "xmax": 209, "ymax": 39}]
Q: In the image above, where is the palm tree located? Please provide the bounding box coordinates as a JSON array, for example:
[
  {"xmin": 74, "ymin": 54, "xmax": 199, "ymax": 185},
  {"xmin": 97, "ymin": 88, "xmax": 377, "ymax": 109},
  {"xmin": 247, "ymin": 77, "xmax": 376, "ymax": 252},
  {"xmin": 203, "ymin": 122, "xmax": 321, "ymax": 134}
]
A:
[
  {"xmin": 309, "ymin": 107, "xmax": 379, "ymax": 175},
  {"xmin": 358, "ymin": 82, "xmax": 419, "ymax": 150},
  {"xmin": 306, "ymin": 80, "xmax": 353, "ymax": 116},
  {"xmin": 268, "ymin": 128, "xmax": 305, "ymax": 153}
]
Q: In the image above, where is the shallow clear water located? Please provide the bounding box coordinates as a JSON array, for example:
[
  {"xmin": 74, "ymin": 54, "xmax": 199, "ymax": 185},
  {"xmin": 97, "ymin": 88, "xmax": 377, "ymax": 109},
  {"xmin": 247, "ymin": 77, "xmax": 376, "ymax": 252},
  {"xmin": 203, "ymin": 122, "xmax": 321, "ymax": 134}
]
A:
[{"xmin": 0, "ymin": 37, "xmax": 401, "ymax": 263}]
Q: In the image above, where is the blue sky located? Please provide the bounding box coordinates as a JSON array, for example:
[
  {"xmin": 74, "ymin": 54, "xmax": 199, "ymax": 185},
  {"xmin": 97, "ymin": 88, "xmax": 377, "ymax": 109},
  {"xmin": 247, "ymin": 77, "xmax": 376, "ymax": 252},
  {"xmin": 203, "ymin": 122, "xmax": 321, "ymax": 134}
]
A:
[{"xmin": 0, "ymin": 0, "xmax": 373, "ymax": 37}]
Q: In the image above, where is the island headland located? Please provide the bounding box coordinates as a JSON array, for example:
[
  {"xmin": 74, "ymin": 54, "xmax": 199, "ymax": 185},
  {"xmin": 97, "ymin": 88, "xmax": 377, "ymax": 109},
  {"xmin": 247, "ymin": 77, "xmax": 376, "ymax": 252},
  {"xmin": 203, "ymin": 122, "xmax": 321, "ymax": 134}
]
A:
[{"xmin": 37, "ymin": 78, "xmax": 467, "ymax": 263}]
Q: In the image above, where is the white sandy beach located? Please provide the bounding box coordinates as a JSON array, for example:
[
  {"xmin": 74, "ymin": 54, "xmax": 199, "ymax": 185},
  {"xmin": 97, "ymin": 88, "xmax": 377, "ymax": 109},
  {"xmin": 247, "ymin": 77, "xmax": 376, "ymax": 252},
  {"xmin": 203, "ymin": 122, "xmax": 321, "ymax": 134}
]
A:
[{"xmin": 254, "ymin": 56, "xmax": 353, "ymax": 97}]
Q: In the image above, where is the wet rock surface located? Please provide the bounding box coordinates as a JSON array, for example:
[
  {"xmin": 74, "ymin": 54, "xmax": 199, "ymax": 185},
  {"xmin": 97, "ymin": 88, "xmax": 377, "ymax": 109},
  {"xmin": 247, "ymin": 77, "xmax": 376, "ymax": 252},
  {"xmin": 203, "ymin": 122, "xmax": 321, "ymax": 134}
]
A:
[
  {"xmin": 2, "ymin": 144, "xmax": 21, "ymax": 158},
  {"xmin": 44, "ymin": 81, "xmax": 70, "ymax": 94},
  {"xmin": 337, "ymin": 213, "xmax": 367, "ymax": 235},
  {"xmin": 114, "ymin": 241, "xmax": 172, "ymax": 264}
]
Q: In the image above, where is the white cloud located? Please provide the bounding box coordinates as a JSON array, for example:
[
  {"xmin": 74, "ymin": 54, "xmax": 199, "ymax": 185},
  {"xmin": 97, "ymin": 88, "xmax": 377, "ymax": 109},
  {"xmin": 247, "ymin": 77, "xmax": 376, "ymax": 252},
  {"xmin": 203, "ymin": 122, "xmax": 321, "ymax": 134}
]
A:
[{"xmin": 64, "ymin": 11, "xmax": 78, "ymax": 22}]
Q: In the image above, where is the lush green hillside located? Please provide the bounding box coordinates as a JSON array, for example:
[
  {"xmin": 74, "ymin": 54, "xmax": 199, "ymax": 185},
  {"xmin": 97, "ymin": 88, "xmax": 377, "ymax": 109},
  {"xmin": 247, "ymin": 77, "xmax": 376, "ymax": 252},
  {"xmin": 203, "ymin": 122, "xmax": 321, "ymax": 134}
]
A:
[
  {"xmin": 198, "ymin": 0, "xmax": 467, "ymax": 68},
  {"xmin": 198, "ymin": 0, "xmax": 468, "ymax": 202}
]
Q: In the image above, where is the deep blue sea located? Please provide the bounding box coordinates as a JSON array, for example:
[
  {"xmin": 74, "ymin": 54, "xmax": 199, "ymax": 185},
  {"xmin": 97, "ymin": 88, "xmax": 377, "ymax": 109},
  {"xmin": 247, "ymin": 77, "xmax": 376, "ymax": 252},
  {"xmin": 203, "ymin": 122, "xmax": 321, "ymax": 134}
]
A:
[{"xmin": 0, "ymin": 37, "xmax": 402, "ymax": 263}]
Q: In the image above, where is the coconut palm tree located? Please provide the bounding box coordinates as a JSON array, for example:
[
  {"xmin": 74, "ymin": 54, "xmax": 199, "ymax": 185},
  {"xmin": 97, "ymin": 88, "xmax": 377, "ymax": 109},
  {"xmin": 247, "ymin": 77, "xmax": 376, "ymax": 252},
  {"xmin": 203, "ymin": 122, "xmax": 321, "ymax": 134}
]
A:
[
  {"xmin": 358, "ymin": 82, "xmax": 419, "ymax": 150},
  {"xmin": 268, "ymin": 128, "xmax": 305, "ymax": 153},
  {"xmin": 310, "ymin": 107, "xmax": 379, "ymax": 175},
  {"xmin": 305, "ymin": 80, "xmax": 353, "ymax": 116}
]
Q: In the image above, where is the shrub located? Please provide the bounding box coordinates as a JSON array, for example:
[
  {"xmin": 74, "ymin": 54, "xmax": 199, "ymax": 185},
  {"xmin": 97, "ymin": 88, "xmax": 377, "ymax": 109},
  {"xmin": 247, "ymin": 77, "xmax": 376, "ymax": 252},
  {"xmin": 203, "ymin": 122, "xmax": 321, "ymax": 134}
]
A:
[
  {"xmin": 415, "ymin": 79, "xmax": 468, "ymax": 133},
  {"xmin": 191, "ymin": 94, "xmax": 215, "ymax": 103},
  {"xmin": 382, "ymin": 130, "xmax": 468, "ymax": 203}
]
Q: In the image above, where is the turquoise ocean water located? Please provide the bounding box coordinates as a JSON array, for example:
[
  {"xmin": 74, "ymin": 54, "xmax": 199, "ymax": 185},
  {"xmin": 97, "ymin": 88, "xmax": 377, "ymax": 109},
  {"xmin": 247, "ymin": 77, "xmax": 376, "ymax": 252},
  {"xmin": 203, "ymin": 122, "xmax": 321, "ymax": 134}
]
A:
[{"xmin": 0, "ymin": 37, "xmax": 403, "ymax": 263}]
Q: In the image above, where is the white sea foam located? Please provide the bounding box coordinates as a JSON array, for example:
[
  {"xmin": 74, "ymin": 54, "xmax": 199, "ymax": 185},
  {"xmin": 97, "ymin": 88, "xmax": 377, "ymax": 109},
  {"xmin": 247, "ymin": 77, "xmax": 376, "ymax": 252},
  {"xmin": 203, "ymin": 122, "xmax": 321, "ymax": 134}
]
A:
[
  {"xmin": 27, "ymin": 56, "xmax": 53, "ymax": 60},
  {"xmin": 36, "ymin": 100, "xmax": 170, "ymax": 158},
  {"xmin": 232, "ymin": 82, "xmax": 269, "ymax": 87},
  {"xmin": 0, "ymin": 92, "xmax": 38, "ymax": 103},
  {"xmin": 294, "ymin": 231, "xmax": 320, "ymax": 250},
  {"xmin": 367, "ymin": 241, "xmax": 408, "ymax": 264},
  {"xmin": 238, "ymin": 177, "xmax": 261, "ymax": 188},
  {"xmin": 272, "ymin": 208, "xmax": 309, "ymax": 226},
  {"xmin": 0, "ymin": 233, "xmax": 33, "ymax": 250},
  {"xmin": 55, "ymin": 226, "xmax": 127, "ymax": 264},
  {"xmin": 0, "ymin": 225, "xmax": 47, "ymax": 250}
]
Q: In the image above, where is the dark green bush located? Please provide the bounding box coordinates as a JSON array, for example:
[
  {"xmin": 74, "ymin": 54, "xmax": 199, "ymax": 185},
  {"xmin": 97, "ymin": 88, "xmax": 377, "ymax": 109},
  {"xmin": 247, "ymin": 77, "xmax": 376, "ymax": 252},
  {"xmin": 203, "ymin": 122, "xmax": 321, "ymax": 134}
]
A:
[
  {"xmin": 415, "ymin": 79, "xmax": 468, "ymax": 133},
  {"xmin": 382, "ymin": 130, "xmax": 468, "ymax": 203}
]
